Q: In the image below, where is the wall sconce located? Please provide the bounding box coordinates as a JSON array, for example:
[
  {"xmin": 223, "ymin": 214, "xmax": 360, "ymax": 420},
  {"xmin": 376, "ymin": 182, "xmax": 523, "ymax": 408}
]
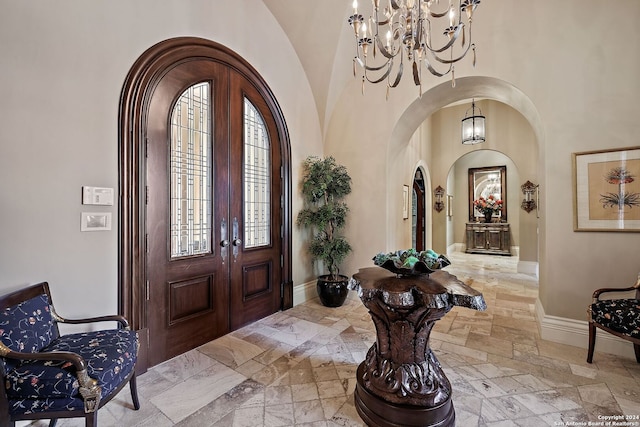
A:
[
  {"xmin": 434, "ymin": 185, "xmax": 445, "ymax": 212},
  {"xmin": 521, "ymin": 180, "xmax": 539, "ymax": 213}
]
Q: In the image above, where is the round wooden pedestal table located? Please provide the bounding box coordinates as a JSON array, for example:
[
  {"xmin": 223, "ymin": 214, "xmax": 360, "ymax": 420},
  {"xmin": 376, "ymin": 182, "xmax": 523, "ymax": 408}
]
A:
[{"xmin": 349, "ymin": 267, "xmax": 486, "ymax": 427}]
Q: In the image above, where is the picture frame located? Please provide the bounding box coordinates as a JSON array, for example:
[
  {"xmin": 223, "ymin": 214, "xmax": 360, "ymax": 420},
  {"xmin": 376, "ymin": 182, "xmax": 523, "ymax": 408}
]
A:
[
  {"xmin": 468, "ymin": 165, "xmax": 507, "ymax": 222},
  {"xmin": 536, "ymin": 184, "xmax": 540, "ymax": 219},
  {"xmin": 572, "ymin": 146, "xmax": 640, "ymax": 232},
  {"xmin": 402, "ymin": 185, "xmax": 409, "ymax": 219}
]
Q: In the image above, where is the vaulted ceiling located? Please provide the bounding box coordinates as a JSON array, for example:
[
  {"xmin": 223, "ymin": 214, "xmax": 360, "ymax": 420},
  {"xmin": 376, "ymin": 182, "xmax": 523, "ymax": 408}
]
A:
[{"xmin": 263, "ymin": 0, "xmax": 350, "ymax": 127}]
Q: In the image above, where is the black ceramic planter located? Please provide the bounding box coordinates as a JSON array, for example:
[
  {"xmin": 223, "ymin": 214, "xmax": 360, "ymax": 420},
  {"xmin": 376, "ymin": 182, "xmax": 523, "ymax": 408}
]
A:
[{"xmin": 317, "ymin": 274, "xmax": 349, "ymax": 307}]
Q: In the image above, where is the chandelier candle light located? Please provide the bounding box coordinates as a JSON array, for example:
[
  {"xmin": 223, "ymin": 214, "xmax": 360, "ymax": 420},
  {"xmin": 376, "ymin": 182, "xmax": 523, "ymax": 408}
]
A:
[{"xmin": 348, "ymin": 0, "xmax": 481, "ymax": 98}]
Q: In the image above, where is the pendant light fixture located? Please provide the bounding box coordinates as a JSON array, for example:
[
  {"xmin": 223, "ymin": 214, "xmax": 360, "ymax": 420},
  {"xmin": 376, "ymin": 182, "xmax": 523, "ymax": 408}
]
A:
[{"xmin": 461, "ymin": 99, "xmax": 485, "ymax": 145}]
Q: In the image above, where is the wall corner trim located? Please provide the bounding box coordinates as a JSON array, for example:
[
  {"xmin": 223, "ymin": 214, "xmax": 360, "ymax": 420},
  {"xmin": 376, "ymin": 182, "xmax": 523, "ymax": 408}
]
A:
[
  {"xmin": 517, "ymin": 260, "xmax": 538, "ymax": 278},
  {"xmin": 293, "ymin": 280, "xmax": 318, "ymax": 306}
]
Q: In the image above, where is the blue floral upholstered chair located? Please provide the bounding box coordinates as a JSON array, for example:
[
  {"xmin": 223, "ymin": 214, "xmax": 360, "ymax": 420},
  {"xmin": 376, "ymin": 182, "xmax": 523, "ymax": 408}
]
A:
[
  {"xmin": 587, "ymin": 275, "xmax": 640, "ymax": 363},
  {"xmin": 0, "ymin": 282, "xmax": 140, "ymax": 427}
]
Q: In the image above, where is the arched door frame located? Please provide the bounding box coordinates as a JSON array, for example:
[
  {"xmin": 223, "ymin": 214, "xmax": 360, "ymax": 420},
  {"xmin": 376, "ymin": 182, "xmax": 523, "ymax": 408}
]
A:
[
  {"xmin": 118, "ymin": 37, "xmax": 292, "ymax": 371},
  {"xmin": 386, "ymin": 77, "xmax": 543, "ymax": 250}
]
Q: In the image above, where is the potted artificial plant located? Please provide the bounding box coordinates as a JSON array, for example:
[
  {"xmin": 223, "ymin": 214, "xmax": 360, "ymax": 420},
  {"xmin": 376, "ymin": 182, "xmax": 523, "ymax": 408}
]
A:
[{"xmin": 297, "ymin": 156, "xmax": 352, "ymax": 307}]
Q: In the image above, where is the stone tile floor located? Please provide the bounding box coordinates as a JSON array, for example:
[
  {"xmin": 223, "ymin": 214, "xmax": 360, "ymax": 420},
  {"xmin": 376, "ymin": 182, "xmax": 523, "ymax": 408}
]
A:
[{"xmin": 22, "ymin": 252, "xmax": 640, "ymax": 426}]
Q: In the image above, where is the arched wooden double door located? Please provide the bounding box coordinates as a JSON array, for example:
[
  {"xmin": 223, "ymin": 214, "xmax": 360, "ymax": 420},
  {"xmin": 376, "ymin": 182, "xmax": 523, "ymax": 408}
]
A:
[{"xmin": 119, "ymin": 38, "xmax": 292, "ymax": 370}]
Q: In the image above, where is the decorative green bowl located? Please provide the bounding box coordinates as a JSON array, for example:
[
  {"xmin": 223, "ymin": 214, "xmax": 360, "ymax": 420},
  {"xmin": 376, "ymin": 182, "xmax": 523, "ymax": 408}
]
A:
[{"xmin": 373, "ymin": 249, "xmax": 450, "ymax": 277}]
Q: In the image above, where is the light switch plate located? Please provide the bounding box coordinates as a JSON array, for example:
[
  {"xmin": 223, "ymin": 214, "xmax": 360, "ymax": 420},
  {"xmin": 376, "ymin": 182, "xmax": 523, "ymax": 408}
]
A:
[
  {"xmin": 80, "ymin": 212, "xmax": 112, "ymax": 231},
  {"xmin": 82, "ymin": 186, "xmax": 114, "ymax": 206}
]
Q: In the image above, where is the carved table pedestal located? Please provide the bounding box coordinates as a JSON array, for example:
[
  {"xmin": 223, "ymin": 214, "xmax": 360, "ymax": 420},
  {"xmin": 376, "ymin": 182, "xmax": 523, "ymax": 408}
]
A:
[{"xmin": 349, "ymin": 267, "xmax": 486, "ymax": 427}]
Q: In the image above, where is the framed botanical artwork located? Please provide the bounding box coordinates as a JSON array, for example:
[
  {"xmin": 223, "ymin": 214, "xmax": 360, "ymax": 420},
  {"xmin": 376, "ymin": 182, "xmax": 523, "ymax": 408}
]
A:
[{"xmin": 572, "ymin": 146, "xmax": 640, "ymax": 232}]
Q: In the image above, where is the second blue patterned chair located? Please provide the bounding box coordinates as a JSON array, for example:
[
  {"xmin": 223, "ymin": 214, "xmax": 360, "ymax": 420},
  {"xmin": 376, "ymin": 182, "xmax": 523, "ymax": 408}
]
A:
[
  {"xmin": 587, "ymin": 275, "xmax": 640, "ymax": 363},
  {"xmin": 0, "ymin": 282, "xmax": 140, "ymax": 427}
]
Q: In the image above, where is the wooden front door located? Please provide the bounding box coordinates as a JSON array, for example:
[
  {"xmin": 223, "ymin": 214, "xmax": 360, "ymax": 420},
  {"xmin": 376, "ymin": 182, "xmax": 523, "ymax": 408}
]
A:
[{"xmin": 145, "ymin": 59, "xmax": 283, "ymax": 366}]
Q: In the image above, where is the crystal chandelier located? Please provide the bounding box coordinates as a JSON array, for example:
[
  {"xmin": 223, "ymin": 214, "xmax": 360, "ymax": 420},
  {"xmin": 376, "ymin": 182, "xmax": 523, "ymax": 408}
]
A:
[{"xmin": 348, "ymin": 0, "xmax": 480, "ymax": 97}]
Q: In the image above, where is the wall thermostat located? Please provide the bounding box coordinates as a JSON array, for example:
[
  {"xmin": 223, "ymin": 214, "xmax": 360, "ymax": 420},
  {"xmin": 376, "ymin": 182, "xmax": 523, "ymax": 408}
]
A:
[{"xmin": 82, "ymin": 186, "xmax": 114, "ymax": 206}]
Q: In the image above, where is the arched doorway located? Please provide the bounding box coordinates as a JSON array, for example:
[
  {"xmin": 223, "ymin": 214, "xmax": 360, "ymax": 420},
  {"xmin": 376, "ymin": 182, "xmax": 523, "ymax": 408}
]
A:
[
  {"xmin": 449, "ymin": 149, "xmax": 521, "ymax": 257},
  {"xmin": 118, "ymin": 37, "xmax": 293, "ymax": 371},
  {"xmin": 385, "ymin": 78, "xmax": 542, "ymax": 274},
  {"xmin": 412, "ymin": 168, "xmax": 426, "ymax": 251}
]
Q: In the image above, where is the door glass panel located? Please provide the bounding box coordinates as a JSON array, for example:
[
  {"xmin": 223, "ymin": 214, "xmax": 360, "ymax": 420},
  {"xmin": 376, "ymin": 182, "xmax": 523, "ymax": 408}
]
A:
[
  {"xmin": 243, "ymin": 97, "xmax": 271, "ymax": 248},
  {"xmin": 170, "ymin": 82, "xmax": 212, "ymax": 258}
]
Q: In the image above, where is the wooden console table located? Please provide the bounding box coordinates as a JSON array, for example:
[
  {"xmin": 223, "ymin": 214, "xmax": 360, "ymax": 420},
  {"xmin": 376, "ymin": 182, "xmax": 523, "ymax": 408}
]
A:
[
  {"xmin": 349, "ymin": 267, "xmax": 486, "ymax": 427},
  {"xmin": 465, "ymin": 222, "xmax": 511, "ymax": 256}
]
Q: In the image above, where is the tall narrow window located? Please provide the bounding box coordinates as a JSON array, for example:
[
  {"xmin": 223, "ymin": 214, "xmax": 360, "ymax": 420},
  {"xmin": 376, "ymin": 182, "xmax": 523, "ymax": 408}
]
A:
[
  {"xmin": 244, "ymin": 97, "xmax": 271, "ymax": 248},
  {"xmin": 170, "ymin": 82, "xmax": 212, "ymax": 258}
]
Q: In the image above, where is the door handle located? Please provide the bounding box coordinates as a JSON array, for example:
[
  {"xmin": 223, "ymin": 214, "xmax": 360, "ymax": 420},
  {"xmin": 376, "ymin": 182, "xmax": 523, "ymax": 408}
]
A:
[
  {"xmin": 232, "ymin": 217, "xmax": 240, "ymax": 261},
  {"xmin": 220, "ymin": 218, "xmax": 229, "ymax": 262}
]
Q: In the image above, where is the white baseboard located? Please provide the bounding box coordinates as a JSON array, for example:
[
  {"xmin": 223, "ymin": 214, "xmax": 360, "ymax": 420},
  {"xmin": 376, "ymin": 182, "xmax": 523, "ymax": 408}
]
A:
[
  {"xmin": 447, "ymin": 243, "xmax": 465, "ymax": 255},
  {"xmin": 293, "ymin": 280, "xmax": 318, "ymax": 306},
  {"xmin": 518, "ymin": 260, "xmax": 538, "ymax": 278},
  {"xmin": 535, "ymin": 299, "xmax": 636, "ymax": 360}
]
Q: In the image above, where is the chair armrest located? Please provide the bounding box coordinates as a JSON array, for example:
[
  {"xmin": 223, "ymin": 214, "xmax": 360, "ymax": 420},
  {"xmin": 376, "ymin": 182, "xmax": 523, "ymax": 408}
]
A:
[
  {"xmin": 592, "ymin": 276, "xmax": 640, "ymax": 301},
  {"xmin": 0, "ymin": 343, "xmax": 87, "ymax": 372},
  {"xmin": 54, "ymin": 313, "xmax": 130, "ymax": 329},
  {"xmin": 0, "ymin": 342, "xmax": 102, "ymax": 411}
]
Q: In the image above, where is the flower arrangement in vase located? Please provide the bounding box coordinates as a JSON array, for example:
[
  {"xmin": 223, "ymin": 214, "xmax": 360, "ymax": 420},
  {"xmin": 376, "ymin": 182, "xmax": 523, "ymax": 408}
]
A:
[{"xmin": 474, "ymin": 195, "xmax": 503, "ymax": 223}]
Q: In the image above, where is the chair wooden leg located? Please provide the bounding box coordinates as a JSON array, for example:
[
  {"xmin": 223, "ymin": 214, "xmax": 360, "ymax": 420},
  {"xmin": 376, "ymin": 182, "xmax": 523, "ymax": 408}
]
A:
[
  {"xmin": 587, "ymin": 322, "xmax": 596, "ymax": 363},
  {"xmin": 130, "ymin": 373, "xmax": 141, "ymax": 410},
  {"xmin": 634, "ymin": 344, "xmax": 640, "ymax": 363},
  {"xmin": 0, "ymin": 408, "xmax": 14, "ymax": 427},
  {"xmin": 85, "ymin": 410, "xmax": 98, "ymax": 427}
]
